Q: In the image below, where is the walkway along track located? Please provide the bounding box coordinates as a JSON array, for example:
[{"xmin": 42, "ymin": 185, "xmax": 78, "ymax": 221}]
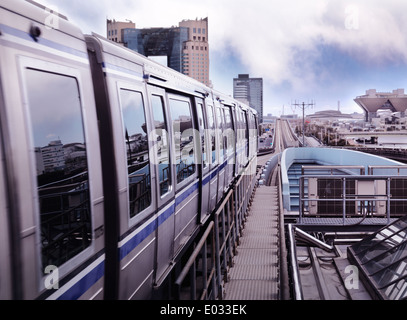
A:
[
  {"xmin": 223, "ymin": 140, "xmax": 290, "ymax": 299},
  {"xmin": 223, "ymin": 184, "xmax": 280, "ymax": 299}
]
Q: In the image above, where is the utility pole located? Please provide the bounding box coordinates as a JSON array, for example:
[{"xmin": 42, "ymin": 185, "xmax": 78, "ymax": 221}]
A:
[{"xmin": 292, "ymin": 100, "xmax": 315, "ymax": 147}]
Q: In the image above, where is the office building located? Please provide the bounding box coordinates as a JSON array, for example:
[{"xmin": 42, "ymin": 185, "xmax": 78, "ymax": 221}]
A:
[
  {"xmin": 179, "ymin": 18, "xmax": 210, "ymax": 86},
  {"xmin": 107, "ymin": 18, "xmax": 210, "ymax": 86},
  {"xmin": 233, "ymin": 74, "xmax": 263, "ymax": 123}
]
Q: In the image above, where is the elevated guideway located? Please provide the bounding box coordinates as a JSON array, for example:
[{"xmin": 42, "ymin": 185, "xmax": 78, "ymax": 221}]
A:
[{"xmin": 224, "ymin": 118, "xmax": 293, "ymax": 300}]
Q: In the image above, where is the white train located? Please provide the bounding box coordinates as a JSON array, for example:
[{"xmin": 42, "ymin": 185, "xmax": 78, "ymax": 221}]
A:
[{"xmin": 0, "ymin": 0, "xmax": 258, "ymax": 299}]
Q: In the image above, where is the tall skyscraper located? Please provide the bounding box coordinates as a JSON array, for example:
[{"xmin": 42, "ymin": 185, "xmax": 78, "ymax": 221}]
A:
[
  {"xmin": 179, "ymin": 18, "xmax": 210, "ymax": 86},
  {"xmin": 107, "ymin": 18, "xmax": 210, "ymax": 86},
  {"xmin": 233, "ymin": 74, "xmax": 263, "ymax": 123}
]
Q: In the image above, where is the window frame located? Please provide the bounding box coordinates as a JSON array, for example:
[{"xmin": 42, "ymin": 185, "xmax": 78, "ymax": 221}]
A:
[
  {"xmin": 195, "ymin": 98, "xmax": 209, "ymax": 169},
  {"xmin": 147, "ymin": 85, "xmax": 174, "ymax": 208},
  {"xmin": 167, "ymin": 93, "xmax": 198, "ymax": 188},
  {"xmin": 18, "ymin": 56, "xmax": 95, "ymax": 290},
  {"xmin": 116, "ymin": 83, "xmax": 153, "ymax": 225},
  {"xmin": 206, "ymin": 104, "xmax": 217, "ymax": 166}
]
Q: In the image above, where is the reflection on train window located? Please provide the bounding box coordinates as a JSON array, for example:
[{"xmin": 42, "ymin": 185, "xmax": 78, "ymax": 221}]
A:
[
  {"xmin": 196, "ymin": 102, "xmax": 207, "ymax": 168},
  {"xmin": 224, "ymin": 107, "xmax": 234, "ymax": 157},
  {"xmin": 24, "ymin": 68, "xmax": 91, "ymax": 270},
  {"xmin": 151, "ymin": 95, "xmax": 171, "ymax": 196},
  {"xmin": 215, "ymin": 107, "xmax": 224, "ymax": 163},
  {"xmin": 169, "ymin": 97, "xmax": 196, "ymax": 183},
  {"xmin": 206, "ymin": 105, "xmax": 216, "ymax": 165},
  {"xmin": 120, "ymin": 89, "xmax": 151, "ymax": 217}
]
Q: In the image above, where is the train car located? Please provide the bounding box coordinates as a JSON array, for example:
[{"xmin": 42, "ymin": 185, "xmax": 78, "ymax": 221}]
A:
[{"xmin": 0, "ymin": 0, "xmax": 257, "ymax": 299}]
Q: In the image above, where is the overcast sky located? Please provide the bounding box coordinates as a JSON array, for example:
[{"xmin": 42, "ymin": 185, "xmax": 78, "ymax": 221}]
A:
[{"xmin": 41, "ymin": 0, "xmax": 407, "ymax": 116}]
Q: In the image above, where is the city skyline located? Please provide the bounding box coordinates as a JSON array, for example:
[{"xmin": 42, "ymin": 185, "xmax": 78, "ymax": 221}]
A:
[{"xmin": 41, "ymin": 0, "xmax": 407, "ymax": 116}]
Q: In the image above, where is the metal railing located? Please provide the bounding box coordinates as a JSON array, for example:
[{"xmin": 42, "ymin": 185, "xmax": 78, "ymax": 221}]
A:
[
  {"xmin": 299, "ymin": 175, "xmax": 407, "ymax": 225},
  {"xmin": 174, "ymin": 158, "xmax": 257, "ymax": 300},
  {"xmin": 368, "ymin": 165, "xmax": 407, "ymax": 175},
  {"xmin": 277, "ymin": 161, "xmax": 290, "ymax": 300},
  {"xmin": 301, "ymin": 165, "xmax": 365, "ymax": 176},
  {"xmin": 287, "ymin": 224, "xmax": 303, "ymax": 300},
  {"xmin": 174, "ymin": 221, "xmax": 217, "ymax": 300}
]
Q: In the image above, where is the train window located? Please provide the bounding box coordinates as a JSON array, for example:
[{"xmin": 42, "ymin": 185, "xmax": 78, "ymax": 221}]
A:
[
  {"xmin": 244, "ymin": 111, "xmax": 249, "ymax": 158},
  {"xmin": 24, "ymin": 68, "xmax": 91, "ymax": 270},
  {"xmin": 168, "ymin": 96, "xmax": 196, "ymax": 183},
  {"xmin": 196, "ymin": 102, "xmax": 207, "ymax": 168},
  {"xmin": 151, "ymin": 95, "xmax": 171, "ymax": 196},
  {"xmin": 224, "ymin": 107, "xmax": 234, "ymax": 158},
  {"xmin": 206, "ymin": 105, "xmax": 216, "ymax": 165},
  {"xmin": 119, "ymin": 89, "xmax": 151, "ymax": 217},
  {"xmin": 216, "ymin": 107, "xmax": 224, "ymax": 163}
]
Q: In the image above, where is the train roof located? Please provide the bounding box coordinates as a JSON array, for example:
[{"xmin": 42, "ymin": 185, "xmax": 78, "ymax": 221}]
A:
[
  {"xmin": 1, "ymin": 0, "xmax": 84, "ymax": 41},
  {"xmin": 87, "ymin": 34, "xmax": 255, "ymax": 113},
  {"xmin": 88, "ymin": 33, "xmax": 212, "ymax": 97}
]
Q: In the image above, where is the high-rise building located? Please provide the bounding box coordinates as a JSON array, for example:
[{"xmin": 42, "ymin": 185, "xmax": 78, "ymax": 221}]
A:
[
  {"xmin": 233, "ymin": 74, "xmax": 263, "ymax": 123},
  {"xmin": 179, "ymin": 18, "xmax": 210, "ymax": 86},
  {"xmin": 107, "ymin": 18, "xmax": 210, "ymax": 86}
]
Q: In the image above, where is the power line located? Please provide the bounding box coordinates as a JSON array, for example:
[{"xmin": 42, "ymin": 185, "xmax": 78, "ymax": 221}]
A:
[{"xmin": 291, "ymin": 100, "xmax": 315, "ymax": 146}]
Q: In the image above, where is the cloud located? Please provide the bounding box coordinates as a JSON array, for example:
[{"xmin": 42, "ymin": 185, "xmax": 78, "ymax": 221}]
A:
[
  {"xmin": 39, "ymin": 0, "xmax": 407, "ymax": 110},
  {"xmin": 205, "ymin": 0, "xmax": 407, "ymax": 88}
]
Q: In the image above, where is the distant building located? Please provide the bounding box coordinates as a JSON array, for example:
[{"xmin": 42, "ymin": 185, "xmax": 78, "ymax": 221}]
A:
[
  {"xmin": 179, "ymin": 18, "xmax": 210, "ymax": 86},
  {"xmin": 36, "ymin": 141, "xmax": 88, "ymax": 175},
  {"xmin": 306, "ymin": 109, "xmax": 353, "ymax": 120},
  {"xmin": 281, "ymin": 114, "xmax": 298, "ymax": 119},
  {"xmin": 354, "ymin": 89, "xmax": 407, "ymax": 122},
  {"xmin": 107, "ymin": 18, "xmax": 210, "ymax": 86},
  {"xmin": 263, "ymin": 113, "xmax": 277, "ymax": 123},
  {"xmin": 40, "ymin": 140, "xmax": 65, "ymax": 173},
  {"xmin": 106, "ymin": 19, "xmax": 136, "ymax": 44},
  {"xmin": 233, "ymin": 74, "xmax": 263, "ymax": 123}
]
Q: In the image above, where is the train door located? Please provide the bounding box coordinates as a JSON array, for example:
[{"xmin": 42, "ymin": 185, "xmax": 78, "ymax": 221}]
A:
[
  {"xmin": 243, "ymin": 110, "xmax": 250, "ymax": 165},
  {"xmin": 234, "ymin": 109, "xmax": 242, "ymax": 175},
  {"xmin": 206, "ymin": 103, "xmax": 218, "ymax": 212},
  {"xmin": 18, "ymin": 56, "xmax": 105, "ymax": 299},
  {"xmin": 147, "ymin": 86, "xmax": 175, "ymax": 285},
  {"xmin": 224, "ymin": 105, "xmax": 236, "ymax": 187},
  {"xmin": 195, "ymin": 98, "xmax": 210, "ymax": 223},
  {"xmin": 167, "ymin": 93, "xmax": 199, "ymax": 254},
  {"xmin": 215, "ymin": 104, "xmax": 226, "ymax": 198},
  {"xmin": 116, "ymin": 82, "xmax": 156, "ymax": 300},
  {"xmin": 231, "ymin": 107, "xmax": 239, "ymax": 177},
  {"xmin": 221, "ymin": 107, "xmax": 229, "ymax": 190}
]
